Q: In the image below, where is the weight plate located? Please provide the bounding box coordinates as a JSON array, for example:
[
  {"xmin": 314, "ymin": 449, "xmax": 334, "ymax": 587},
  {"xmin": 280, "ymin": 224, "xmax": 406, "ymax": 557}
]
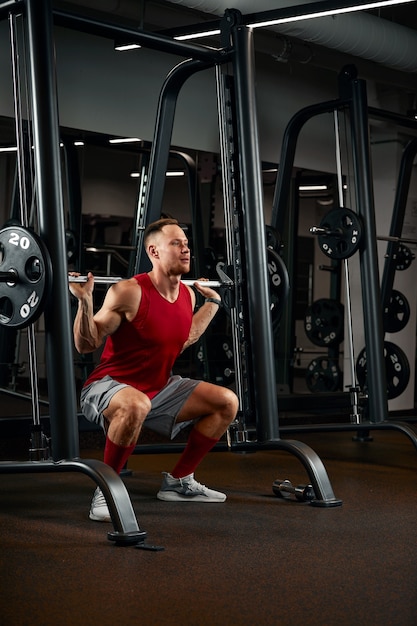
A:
[
  {"xmin": 304, "ymin": 298, "xmax": 344, "ymax": 347},
  {"xmin": 305, "ymin": 357, "xmax": 342, "ymax": 392},
  {"xmin": 0, "ymin": 226, "xmax": 50, "ymax": 329},
  {"xmin": 317, "ymin": 207, "xmax": 362, "ymax": 260},
  {"xmin": 267, "ymin": 247, "xmax": 290, "ymax": 331},
  {"xmin": 356, "ymin": 340, "xmax": 410, "ymax": 400},
  {"xmin": 265, "ymin": 225, "xmax": 281, "ymax": 252},
  {"xmin": 383, "ymin": 289, "xmax": 410, "ymax": 333},
  {"xmin": 394, "ymin": 244, "xmax": 414, "ymax": 271},
  {"xmin": 196, "ymin": 334, "xmax": 235, "ymax": 385}
]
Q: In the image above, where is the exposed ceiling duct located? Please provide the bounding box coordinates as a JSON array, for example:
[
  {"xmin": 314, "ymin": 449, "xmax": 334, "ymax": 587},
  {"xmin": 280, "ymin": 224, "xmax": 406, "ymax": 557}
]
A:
[{"xmin": 165, "ymin": 0, "xmax": 417, "ymax": 73}]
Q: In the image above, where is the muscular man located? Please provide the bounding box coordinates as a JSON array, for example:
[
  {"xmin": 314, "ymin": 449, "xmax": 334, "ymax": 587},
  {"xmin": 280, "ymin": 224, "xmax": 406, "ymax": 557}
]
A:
[{"xmin": 70, "ymin": 218, "xmax": 239, "ymax": 521}]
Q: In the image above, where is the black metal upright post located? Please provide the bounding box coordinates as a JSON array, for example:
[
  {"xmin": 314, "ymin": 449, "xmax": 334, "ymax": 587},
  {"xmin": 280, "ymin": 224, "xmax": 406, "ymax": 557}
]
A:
[
  {"xmin": 19, "ymin": 0, "xmax": 148, "ymax": 544},
  {"xmin": 25, "ymin": 0, "xmax": 80, "ymax": 460},
  {"xmin": 350, "ymin": 78, "xmax": 388, "ymax": 423},
  {"xmin": 136, "ymin": 58, "xmax": 214, "ymax": 274},
  {"xmin": 231, "ymin": 26, "xmax": 280, "ymax": 441}
]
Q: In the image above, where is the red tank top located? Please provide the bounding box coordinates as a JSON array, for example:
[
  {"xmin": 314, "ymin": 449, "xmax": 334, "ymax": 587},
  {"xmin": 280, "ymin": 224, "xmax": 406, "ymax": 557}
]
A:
[{"xmin": 84, "ymin": 273, "xmax": 193, "ymax": 399}]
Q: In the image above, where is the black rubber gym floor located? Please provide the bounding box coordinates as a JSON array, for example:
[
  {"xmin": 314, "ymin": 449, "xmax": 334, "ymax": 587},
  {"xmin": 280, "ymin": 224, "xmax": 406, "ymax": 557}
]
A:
[{"xmin": 1, "ymin": 426, "xmax": 417, "ymax": 626}]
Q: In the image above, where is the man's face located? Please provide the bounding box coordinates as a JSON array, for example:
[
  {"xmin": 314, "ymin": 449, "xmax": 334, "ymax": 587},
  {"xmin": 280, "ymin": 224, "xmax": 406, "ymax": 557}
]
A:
[{"xmin": 149, "ymin": 224, "xmax": 191, "ymax": 275}]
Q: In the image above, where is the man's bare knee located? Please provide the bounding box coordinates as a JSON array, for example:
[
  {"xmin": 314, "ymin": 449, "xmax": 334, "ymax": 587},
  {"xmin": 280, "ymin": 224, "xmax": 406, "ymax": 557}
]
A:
[{"xmin": 105, "ymin": 391, "xmax": 151, "ymax": 433}]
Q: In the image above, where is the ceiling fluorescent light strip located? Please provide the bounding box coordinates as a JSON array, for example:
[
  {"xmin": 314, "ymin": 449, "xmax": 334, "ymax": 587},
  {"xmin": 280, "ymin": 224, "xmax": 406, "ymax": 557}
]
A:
[
  {"xmin": 248, "ymin": 0, "xmax": 416, "ymax": 28},
  {"xmin": 130, "ymin": 170, "xmax": 184, "ymax": 178},
  {"xmin": 299, "ymin": 184, "xmax": 328, "ymax": 191},
  {"xmin": 115, "ymin": 43, "xmax": 141, "ymax": 51},
  {"xmin": 175, "ymin": 29, "xmax": 221, "ymax": 41},
  {"xmin": 172, "ymin": 0, "xmax": 415, "ymax": 40},
  {"xmin": 109, "ymin": 137, "xmax": 141, "ymax": 144}
]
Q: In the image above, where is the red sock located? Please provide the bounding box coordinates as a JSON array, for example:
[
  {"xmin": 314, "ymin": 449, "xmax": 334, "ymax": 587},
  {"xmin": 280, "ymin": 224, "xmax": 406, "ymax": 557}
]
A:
[
  {"xmin": 103, "ymin": 437, "xmax": 135, "ymax": 475},
  {"xmin": 171, "ymin": 428, "xmax": 219, "ymax": 479}
]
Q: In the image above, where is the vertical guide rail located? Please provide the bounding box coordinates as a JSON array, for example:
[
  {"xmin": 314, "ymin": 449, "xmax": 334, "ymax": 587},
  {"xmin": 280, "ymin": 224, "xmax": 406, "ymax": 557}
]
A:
[
  {"xmin": 9, "ymin": 13, "xmax": 48, "ymax": 457},
  {"xmin": 25, "ymin": 0, "xmax": 80, "ymax": 459},
  {"xmin": 215, "ymin": 66, "xmax": 251, "ymax": 441},
  {"xmin": 231, "ymin": 26, "xmax": 280, "ymax": 441},
  {"xmin": 350, "ymin": 78, "xmax": 388, "ymax": 423},
  {"xmin": 333, "ymin": 110, "xmax": 360, "ymax": 424}
]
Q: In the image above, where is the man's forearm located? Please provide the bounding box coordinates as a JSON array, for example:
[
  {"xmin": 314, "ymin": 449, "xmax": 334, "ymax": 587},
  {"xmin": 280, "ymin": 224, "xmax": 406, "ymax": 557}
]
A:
[
  {"xmin": 73, "ymin": 296, "xmax": 101, "ymax": 353},
  {"xmin": 181, "ymin": 299, "xmax": 221, "ymax": 351}
]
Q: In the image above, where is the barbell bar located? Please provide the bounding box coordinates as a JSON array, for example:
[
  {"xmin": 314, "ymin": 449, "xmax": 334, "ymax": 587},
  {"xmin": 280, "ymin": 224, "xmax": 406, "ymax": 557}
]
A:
[
  {"xmin": 68, "ymin": 275, "xmax": 224, "ymax": 288},
  {"xmin": 0, "ymin": 270, "xmax": 226, "ymax": 288}
]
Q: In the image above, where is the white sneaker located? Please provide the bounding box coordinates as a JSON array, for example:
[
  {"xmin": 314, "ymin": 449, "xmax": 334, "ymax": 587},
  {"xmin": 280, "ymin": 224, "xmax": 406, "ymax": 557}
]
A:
[
  {"xmin": 89, "ymin": 487, "xmax": 111, "ymax": 522},
  {"xmin": 157, "ymin": 472, "xmax": 226, "ymax": 502}
]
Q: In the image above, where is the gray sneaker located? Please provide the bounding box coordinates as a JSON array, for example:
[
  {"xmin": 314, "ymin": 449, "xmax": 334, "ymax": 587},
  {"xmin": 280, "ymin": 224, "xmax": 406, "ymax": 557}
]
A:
[
  {"xmin": 89, "ymin": 487, "xmax": 111, "ymax": 522},
  {"xmin": 157, "ymin": 472, "xmax": 226, "ymax": 502}
]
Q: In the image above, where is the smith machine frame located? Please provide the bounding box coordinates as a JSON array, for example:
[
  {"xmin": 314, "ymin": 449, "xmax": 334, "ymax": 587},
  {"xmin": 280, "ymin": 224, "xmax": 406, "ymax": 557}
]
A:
[
  {"xmin": 272, "ymin": 65, "xmax": 417, "ymax": 449},
  {"xmin": 0, "ymin": 0, "xmax": 342, "ymax": 550}
]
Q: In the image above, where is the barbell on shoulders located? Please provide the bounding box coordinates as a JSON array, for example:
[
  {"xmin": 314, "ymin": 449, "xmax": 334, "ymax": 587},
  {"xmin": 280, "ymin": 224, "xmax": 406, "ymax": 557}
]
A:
[
  {"xmin": 68, "ymin": 275, "xmax": 225, "ymax": 288},
  {"xmin": 0, "ymin": 270, "xmax": 227, "ymax": 288}
]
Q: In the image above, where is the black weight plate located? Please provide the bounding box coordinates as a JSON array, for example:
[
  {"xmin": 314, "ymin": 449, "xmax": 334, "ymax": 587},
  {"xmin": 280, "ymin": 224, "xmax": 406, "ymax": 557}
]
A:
[
  {"xmin": 305, "ymin": 357, "xmax": 342, "ymax": 392},
  {"xmin": 356, "ymin": 340, "xmax": 410, "ymax": 400},
  {"xmin": 267, "ymin": 247, "xmax": 290, "ymax": 331},
  {"xmin": 304, "ymin": 298, "xmax": 344, "ymax": 347},
  {"xmin": 0, "ymin": 226, "xmax": 50, "ymax": 329},
  {"xmin": 318, "ymin": 207, "xmax": 362, "ymax": 260},
  {"xmin": 196, "ymin": 334, "xmax": 235, "ymax": 385},
  {"xmin": 383, "ymin": 289, "xmax": 410, "ymax": 333},
  {"xmin": 395, "ymin": 244, "xmax": 414, "ymax": 271},
  {"xmin": 265, "ymin": 225, "xmax": 281, "ymax": 252}
]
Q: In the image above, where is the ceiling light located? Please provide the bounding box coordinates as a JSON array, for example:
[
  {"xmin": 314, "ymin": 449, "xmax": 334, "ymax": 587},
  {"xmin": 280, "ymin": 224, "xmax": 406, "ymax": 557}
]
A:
[
  {"xmin": 171, "ymin": 0, "xmax": 415, "ymax": 41},
  {"xmin": 174, "ymin": 29, "xmax": 221, "ymax": 41},
  {"xmin": 0, "ymin": 146, "xmax": 18, "ymax": 153},
  {"xmin": 130, "ymin": 170, "xmax": 185, "ymax": 178},
  {"xmin": 247, "ymin": 0, "xmax": 416, "ymax": 29},
  {"xmin": 73, "ymin": 141, "xmax": 84, "ymax": 146},
  {"xmin": 299, "ymin": 184, "xmax": 328, "ymax": 191},
  {"xmin": 115, "ymin": 42, "xmax": 141, "ymax": 51},
  {"xmin": 109, "ymin": 137, "xmax": 141, "ymax": 144}
]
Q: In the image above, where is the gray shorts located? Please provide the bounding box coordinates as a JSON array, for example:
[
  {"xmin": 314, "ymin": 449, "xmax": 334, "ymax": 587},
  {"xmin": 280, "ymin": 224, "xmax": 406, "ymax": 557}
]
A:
[{"xmin": 80, "ymin": 375, "xmax": 200, "ymax": 439}]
